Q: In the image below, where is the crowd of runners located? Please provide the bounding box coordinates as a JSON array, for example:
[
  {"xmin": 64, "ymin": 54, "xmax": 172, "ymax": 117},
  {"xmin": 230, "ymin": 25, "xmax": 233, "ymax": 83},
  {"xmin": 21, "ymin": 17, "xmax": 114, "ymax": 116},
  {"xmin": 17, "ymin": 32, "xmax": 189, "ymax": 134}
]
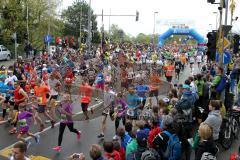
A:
[{"xmin": 0, "ymin": 43, "xmax": 240, "ymax": 160}]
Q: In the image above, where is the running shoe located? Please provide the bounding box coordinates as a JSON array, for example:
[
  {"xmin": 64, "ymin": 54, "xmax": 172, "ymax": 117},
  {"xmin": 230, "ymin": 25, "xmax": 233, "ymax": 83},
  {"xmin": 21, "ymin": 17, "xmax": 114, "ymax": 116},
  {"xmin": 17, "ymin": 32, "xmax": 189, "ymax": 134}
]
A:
[
  {"xmin": 77, "ymin": 131, "xmax": 81, "ymax": 140},
  {"xmin": 52, "ymin": 146, "xmax": 61, "ymax": 152},
  {"xmin": 97, "ymin": 133, "xmax": 104, "ymax": 138},
  {"xmin": 9, "ymin": 128, "xmax": 17, "ymax": 134},
  {"xmin": 45, "ymin": 120, "xmax": 50, "ymax": 124},
  {"xmin": 39, "ymin": 124, "xmax": 44, "ymax": 132},
  {"xmin": 51, "ymin": 121, "xmax": 56, "ymax": 128},
  {"xmin": 35, "ymin": 135, "xmax": 40, "ymax": 144}
]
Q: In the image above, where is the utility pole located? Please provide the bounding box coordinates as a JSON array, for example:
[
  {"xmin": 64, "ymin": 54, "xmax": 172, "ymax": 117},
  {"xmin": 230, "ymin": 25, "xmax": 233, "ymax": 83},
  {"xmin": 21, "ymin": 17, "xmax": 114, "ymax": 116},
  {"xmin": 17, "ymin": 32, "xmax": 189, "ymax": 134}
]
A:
[
  {"xmin": 13, "ymin": 32, "xmax": 17, "ymax": 59},
  {"xmin": 218, "ymin": 0, "xmax": 224, "ymax": 66},
  {"xmin": 153, "ymin": 12, "xmax": 158, "ymax": 50},
  {"xmin": 87, "ymin": 0, "xmax": 92, "ymax": 55},
  {"xmin": 47, "ymin": 0, "xmax": 51, "ymax": 53},
  {"xmin": 79, "ymin": 0, "xmax": 82, "ymax": 49},
  {"xmin": 26, "ymin": 0, "xmax": 29, "ymax": 44},
  {"xmin": 109, "ymin": 9, "xmax": 111, "ymax": 42},
  {"xmin": 225, "ymin": 0, "xmax": 229, "ymax": 25},
  {"xmin": 101, "ymin": 9, "xmax": 104, "ymax": 53}
]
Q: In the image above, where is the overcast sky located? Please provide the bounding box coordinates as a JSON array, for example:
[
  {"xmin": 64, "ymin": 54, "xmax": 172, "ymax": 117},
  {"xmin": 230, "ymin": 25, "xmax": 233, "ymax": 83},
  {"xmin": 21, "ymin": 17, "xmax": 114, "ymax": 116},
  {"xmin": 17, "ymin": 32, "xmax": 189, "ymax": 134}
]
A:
[{"xmin": 61, "ymin": 0, "xmax": 240, "ymax": 37}]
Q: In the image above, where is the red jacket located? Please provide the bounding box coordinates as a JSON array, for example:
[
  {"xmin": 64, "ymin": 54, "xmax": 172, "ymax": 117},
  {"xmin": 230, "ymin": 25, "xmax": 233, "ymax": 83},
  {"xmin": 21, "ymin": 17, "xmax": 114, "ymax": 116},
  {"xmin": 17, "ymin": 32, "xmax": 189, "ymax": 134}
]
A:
[
  {"xmin": 118, "ymin": 147, "xmax": 125, "ymax": 160},
  {"xmin": 105, "ymin": 150, "xmax": 121, "ymax": 160},
  {"xmin": 147, "ymin": 126, "xmax": 162, "ymax": 148}
]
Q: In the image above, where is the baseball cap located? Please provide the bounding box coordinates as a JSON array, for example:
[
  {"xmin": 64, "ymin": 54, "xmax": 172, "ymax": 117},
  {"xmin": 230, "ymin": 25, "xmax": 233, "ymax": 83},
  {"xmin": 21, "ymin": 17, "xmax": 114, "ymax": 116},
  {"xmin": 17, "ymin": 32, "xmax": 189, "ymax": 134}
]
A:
[
  {"xmin": 136, "ymin": 130, "xmax": 148, "ymax": 145},
  {"xmin": 182, "ymin": 84, "xmax": 190, "ymax": 89}
]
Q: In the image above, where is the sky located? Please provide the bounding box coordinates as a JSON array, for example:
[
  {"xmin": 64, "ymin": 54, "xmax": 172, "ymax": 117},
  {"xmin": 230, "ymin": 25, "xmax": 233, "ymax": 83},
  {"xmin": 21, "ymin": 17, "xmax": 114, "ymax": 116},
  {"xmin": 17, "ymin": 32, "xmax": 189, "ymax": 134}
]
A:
[{"xmin": 61, "ymin": 0, "xmax": 240, "ymax": 37}]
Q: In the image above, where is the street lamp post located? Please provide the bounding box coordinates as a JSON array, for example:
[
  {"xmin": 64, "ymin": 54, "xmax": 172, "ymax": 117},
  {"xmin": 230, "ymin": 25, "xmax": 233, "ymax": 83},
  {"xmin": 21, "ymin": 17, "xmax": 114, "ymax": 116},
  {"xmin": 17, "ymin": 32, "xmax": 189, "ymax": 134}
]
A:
[
  {"xmin": 87, "ymin": 0, "xmax": 92, "ymax": 55},
  {"xmin": 79, "ymin": 0, "xmax": 82, "ymax": 48},
  {"xmin": 213, "ymin": 12, "xmax": 218, "ymax": 30},
  {"xmin": 153, "ymin": 11, "xmax": 158, "ymax": 49}
]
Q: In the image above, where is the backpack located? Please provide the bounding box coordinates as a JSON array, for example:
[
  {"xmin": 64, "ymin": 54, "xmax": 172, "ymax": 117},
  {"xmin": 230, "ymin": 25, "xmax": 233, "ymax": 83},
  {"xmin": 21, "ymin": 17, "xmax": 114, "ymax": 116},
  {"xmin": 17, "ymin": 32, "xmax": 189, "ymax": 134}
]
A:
[
  {"xmin": 175, "ymin": 96, "xmax": 193, "ymax": 110},
  {"xmin": 163, "ymin": 131, "xmax": 182, "ymax": 160},
  {"xmin": 216, "ymin": 76, "xmax": 227, "ymax": 92},
  {"xmin": 200, "ymin": 152, "xmax": 217, "ymax": 160},
  {"xmin": 126, "ymin": 148, "xmax": 160, "ymax": 160},
  {"xmin": 141, "ymin": 148, "xmax": 160, "ymax": 160}
]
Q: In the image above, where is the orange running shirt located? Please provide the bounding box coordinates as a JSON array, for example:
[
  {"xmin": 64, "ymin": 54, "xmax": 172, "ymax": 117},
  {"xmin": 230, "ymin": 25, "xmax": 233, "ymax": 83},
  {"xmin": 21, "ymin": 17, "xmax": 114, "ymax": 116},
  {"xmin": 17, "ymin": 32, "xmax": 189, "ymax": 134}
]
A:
[
  {"xmin": 34, "ymin": 85, "xmax": 50, "ymax": 105},
  {"xmin": 79, "ymin": 84, "xmax": 93, "ymax": 103}
]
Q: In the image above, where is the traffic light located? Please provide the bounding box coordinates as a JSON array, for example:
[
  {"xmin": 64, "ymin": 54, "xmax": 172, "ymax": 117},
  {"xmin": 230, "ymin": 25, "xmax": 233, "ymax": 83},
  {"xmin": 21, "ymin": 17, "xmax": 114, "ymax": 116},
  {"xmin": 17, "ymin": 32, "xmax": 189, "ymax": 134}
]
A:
[
  {"xmin": 206, "ymin": 31, "xmax": 217, "ymax": 61},
  {"xmin": 136, "ymin": 11, "xmax": 139, "ymax": 21},
  {"xmin": 233, "ymin": 34, "xmax": 240, "ymax": 54},
  {"xmin": 24, "ymin": 33, "xmax": 28, "ymax": 40},
  {"xmin": 207, "ymin": 0, "xmax": 215, "ymax": 4}
]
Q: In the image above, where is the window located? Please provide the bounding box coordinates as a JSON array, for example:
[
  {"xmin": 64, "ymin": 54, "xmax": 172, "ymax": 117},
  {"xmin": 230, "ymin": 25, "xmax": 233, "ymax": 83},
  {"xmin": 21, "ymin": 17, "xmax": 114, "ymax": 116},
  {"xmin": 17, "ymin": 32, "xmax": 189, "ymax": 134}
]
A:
[{"xmin": 2, "ymin": 47, "xmax": 7, "ymax": 51}]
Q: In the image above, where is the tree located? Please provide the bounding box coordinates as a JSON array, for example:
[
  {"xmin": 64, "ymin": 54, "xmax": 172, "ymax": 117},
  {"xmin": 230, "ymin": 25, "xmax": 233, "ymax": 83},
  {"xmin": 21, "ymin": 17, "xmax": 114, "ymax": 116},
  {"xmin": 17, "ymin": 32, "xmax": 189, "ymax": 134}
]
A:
[
  {"xmin": 108, "ymin": 24, "xmax": 125, "ymax": 43},
  {"xmin": 0, "ymin": 0, "xmax": 63, "ymax": 54},
  {"xmin": 135, "ymin": 33, "xmax": 151, "ymax": 44},
  {"xmin": 61, "ymin": 0, "xmax": 100, "ymax": 45}
]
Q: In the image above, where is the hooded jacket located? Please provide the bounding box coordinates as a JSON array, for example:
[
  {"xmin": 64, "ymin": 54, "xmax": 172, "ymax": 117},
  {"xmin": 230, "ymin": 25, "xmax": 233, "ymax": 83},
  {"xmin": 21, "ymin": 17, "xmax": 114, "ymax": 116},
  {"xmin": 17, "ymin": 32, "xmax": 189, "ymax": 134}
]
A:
[
  {"xmin": 195, "ymin": 139, "xmax": 218, "ymax": 160},
  {"xmin": 204, "ymin": 110, "xmax": 222, "ymax": 140}
]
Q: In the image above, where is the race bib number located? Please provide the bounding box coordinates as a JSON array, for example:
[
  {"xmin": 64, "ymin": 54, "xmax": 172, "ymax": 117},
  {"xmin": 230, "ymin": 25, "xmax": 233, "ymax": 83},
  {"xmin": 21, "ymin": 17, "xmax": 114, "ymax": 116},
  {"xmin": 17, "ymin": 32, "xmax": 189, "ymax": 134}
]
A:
[
  {"xmin": 60, "ymin": 114, "xmax": 67, "ymax": 121},
  {"xmin": 37, "ymin": 97, "xmax": 43, "ymax": 104},
  {"xmin": 19, "ymin": 119, "xmax": 27, "ymax": 127},
  {"xmin": 117, "ymin": 104, "xmax": 122, "ymax": 110}
]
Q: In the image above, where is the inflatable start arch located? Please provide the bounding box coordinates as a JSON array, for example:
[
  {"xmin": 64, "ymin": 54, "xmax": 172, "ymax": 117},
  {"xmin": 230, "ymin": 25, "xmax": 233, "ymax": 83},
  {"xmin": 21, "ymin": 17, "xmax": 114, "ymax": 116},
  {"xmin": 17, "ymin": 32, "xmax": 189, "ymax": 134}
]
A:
[{"xmin": 158, "ymin": 27, "xmax": 205, "ymax": 46}]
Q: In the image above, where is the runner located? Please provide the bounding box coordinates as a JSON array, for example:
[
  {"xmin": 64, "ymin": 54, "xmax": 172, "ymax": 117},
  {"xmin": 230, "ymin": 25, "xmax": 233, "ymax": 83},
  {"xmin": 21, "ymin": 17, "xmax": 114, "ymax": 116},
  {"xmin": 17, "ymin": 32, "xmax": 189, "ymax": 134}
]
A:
[
  {"xmin": 17, "ymin": 105, "xmax": 40, "ymax": 145},
  {"xmin": 196, "ymin": 53, "xmax": 202, "ymax": 69},
  {"xmin": 189, "ymin": 56, "xmax": 195, "ymax": 73},
  {"xmin": 53, "ymin": 94, "xmax": 81, "ymax": 152},
  {"xmin": 9, "ymin": 81, "xmax": 28, "ymax": 134},
  {"xmin": 79, "ymin": 78, "xmax": 93, "ymax": 120},
  {"xmin": 163, "ymin": 60, "xmax": 174, "ymax": 86},
  {"xmin": 114, "ymin": 92, "xmax": 127, "ymax": 133},
  {"xmin": 33, "ymin": 78, "xmax": 55, "ymax": 132},
  {"xmin": 87, "ymin": 63, "xmax": 97, "ymax": 86},
  {"xmin": 48, "ymin": 73, "xmax": 61, "ymax": 122},
  {"xmin": 98, "ymin": 85, "xmax": 116, "ymax": 139}
]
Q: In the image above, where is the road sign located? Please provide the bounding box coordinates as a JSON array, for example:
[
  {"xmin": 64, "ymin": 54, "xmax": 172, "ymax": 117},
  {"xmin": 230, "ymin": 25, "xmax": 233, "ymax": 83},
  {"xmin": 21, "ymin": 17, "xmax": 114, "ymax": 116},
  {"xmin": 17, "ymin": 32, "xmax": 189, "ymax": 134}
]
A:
[
  {"xmin": 217, "ymin": 37, "xmax": 231, "ymax": 52},
  {"xmin": 223, "ymin": 37, "xmax": 230, "ymax": 49},
  {"xmin": 216, "ymin": 51, "xmax": 231, "ymax": 65},
  {"xmin": 44, "ymin": 34, "xmax": 52, "ymax": 44}
]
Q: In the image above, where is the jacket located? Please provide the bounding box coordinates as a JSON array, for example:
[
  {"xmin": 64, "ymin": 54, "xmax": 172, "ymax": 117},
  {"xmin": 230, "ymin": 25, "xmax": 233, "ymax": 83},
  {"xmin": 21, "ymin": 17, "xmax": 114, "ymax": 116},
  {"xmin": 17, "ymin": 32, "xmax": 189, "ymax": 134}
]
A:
[
  {"xmin": 175, "ymin": 91, "xmax": 195, "ymax": 110},
  {"xmin": 147, "ymin": 127, "xmax": 162, "ymax": 148},
  {"xmin": 126, "ymin": 139, "xmax": 138, "ymax": 157},
  {"xmin": 195, "ymin": 139, "xmax": 218, "ymax": 160},
  {"xmin": 204, "ymin": 110, "xmax": 222, "ymax": 140},
  {"xmin": 105, "ymin": 150, "xmax": 121, "ymax": 160}
]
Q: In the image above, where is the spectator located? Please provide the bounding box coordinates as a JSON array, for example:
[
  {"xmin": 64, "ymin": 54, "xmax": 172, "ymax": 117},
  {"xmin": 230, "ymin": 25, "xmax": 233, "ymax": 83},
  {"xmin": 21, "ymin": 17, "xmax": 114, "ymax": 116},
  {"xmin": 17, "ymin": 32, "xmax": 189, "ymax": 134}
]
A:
[
  {"xmin": 147, "ymin": 118, "xmax": 161, "ymax": 148},
  {"xmin": 204, "ymin": 100, "xmax": 222, "ymax": 141},
  {"xmin": 9, "ymin": 141, "xmax": 30, "ymax": 160},
  {"xmin": 116, "ymin": 127, "xmax": 132, "ymax": 151},
  {"xmin": 153, "ymin": 115, "xmax": 181, "ymax": 160},
  {"xmin": 113, "ymin": 140, "xmax": 126, "ymax": 160},
  {"xmin": 126, "ymin": 131, "xmax": 138, "ymax": 157},
  {"xmin": 195, "ymin": 123, "xmax": 218, "ymax": 160},
  {"xmin": 125, "ymin": 122, "xmax": 133, "ymax": 138},
  {"xmin": 89, "ymin": 144, "xmax": 106, "ymax": 160},
  {"xmin": 103, "ymin": 141, "xmax": 121, "ymax": 160},
  {"xmin": 127, "ymin": 130, "xmax": 158, "ymax": 160}
]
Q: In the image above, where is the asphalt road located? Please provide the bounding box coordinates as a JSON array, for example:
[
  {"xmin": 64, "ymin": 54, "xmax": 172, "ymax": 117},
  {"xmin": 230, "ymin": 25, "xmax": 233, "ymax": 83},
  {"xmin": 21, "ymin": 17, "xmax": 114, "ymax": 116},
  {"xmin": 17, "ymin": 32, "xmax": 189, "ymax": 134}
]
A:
[{"xmin": 0, "ymin": 62, "xmax": 239, "ymax": 160}]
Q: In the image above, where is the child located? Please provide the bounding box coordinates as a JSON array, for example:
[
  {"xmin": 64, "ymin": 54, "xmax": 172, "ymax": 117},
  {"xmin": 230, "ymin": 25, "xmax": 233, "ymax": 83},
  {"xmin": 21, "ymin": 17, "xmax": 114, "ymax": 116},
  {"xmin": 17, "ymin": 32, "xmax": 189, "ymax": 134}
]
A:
[{"xmin": 17, "ymin": 106, "xmax": 40, "ymax": 146}]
